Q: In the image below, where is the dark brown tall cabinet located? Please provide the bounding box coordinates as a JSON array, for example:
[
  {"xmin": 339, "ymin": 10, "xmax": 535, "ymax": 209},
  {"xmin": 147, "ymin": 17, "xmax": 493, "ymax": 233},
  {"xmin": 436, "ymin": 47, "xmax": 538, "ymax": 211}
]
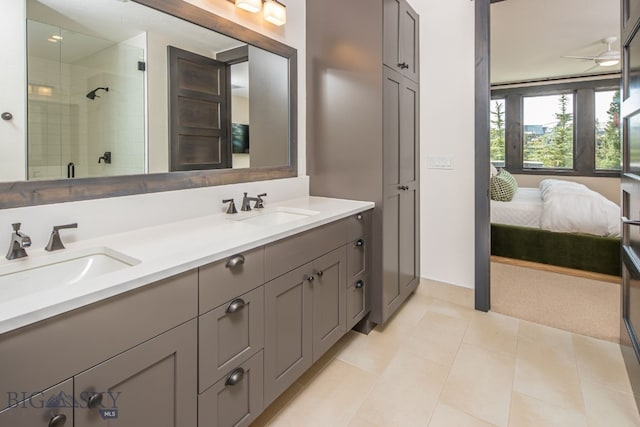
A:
[{"xmin": 307, "ymin": 0, "xmax": 420, "ymax": 326}]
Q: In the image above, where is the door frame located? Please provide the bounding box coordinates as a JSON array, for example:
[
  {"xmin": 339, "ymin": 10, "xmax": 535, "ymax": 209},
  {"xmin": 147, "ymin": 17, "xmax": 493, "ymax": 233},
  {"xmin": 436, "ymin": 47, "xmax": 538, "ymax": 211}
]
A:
[{"xmin": 475, "ymin": 0, "xmax": 491, "ymax": 312}]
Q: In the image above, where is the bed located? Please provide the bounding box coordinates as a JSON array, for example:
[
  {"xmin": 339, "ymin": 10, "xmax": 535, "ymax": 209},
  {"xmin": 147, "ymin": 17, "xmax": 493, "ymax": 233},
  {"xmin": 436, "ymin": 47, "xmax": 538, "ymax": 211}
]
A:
[{"xmin": 490, "ymin": 179, "xmax": 621, "ymax": 276}]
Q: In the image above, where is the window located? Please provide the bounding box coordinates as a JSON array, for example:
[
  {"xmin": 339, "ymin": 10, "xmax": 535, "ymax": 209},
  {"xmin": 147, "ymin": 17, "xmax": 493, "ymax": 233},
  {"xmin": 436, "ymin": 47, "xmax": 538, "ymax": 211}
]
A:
[
  {"xmin": 490, "ymin": 99, "xmax": 505, "ymax": 167},
  {"xmin": 523, "ymin": 94, "xmax": 574, "ymax": 169},
  {"xmin": 595, "ymin": 90, "xmax": 621, "ymax": 170},
  {"xmin": 491, "ymin": 78, "xmax": 620, "ymax": 176}
]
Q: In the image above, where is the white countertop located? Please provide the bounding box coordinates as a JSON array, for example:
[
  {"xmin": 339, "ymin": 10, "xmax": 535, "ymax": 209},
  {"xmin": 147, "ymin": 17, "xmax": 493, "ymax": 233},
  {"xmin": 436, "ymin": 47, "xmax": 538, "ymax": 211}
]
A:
[{"xmin": 0, "ymin": 196, "xmax": 374, "ymax": 335}]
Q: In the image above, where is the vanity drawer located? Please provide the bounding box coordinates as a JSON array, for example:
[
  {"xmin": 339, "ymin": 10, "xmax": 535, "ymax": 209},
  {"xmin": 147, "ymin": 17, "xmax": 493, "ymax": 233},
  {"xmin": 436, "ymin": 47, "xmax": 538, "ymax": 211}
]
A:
[
  {"xmin": 347, "ymin": 275, "xmax": 369, "ymax": 330},
  {"xmin": 347, "ymin": 209, "xmax": 372, "ymax": 242},
  {"xmin": 199, "ymin": 247, "xmax": 264, "ymax": 314},
  {"xmin": 347, "ymin": 234, "xmax": 368, "ymax": 280},
  {"xmin": 199, "ymin": 286, "xmax": 264, "ymax": 393},
  {"xmin": 198, "ymin": 351, "xmax": 264, "ymax": 427},
  {"xmin": 265, "ymin": 219, "xmax": 348, "ymax": 281}
]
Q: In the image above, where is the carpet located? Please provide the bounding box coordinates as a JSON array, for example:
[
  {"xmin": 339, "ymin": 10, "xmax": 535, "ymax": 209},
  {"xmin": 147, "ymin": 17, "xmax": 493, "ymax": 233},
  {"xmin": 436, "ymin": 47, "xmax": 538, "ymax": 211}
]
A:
[{"xmin": 491, "ymin": 261, "xmax": 620, "ymax": 342}]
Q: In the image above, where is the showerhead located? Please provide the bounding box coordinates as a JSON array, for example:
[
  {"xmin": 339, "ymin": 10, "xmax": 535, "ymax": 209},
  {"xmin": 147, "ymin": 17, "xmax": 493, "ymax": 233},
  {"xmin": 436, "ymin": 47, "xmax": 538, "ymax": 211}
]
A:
[{"xmin": 86, "ymin": 87, "xmax": 109, "ymax": 100}]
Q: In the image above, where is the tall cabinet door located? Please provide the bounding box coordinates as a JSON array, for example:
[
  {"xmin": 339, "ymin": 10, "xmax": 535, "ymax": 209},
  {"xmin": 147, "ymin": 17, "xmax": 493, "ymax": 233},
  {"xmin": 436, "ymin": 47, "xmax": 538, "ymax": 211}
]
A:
[
  {"xmin": 74, "ymin": 320, "xmax": 197, "ymax": 427},
  {"xmin": 382, "ymin": 67, "xmax": 420, "ymax": 323}
]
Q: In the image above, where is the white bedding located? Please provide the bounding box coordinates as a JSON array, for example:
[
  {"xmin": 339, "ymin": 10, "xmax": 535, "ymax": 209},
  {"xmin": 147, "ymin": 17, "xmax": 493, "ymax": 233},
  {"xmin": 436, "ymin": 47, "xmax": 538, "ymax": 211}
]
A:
[
  {"xmin": 491, "ymin": 179, "xmax": 621, "ymax": 237},
  {"xmin": 490, "ymin": 188, "xmax": 543, "ymax": 228}
]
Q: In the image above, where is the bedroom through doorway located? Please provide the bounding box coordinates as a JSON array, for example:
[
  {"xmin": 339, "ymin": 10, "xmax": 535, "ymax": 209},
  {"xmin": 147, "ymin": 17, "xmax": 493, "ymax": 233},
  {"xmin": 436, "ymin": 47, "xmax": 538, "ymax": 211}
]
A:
[{"xmin": 485, "ymin": 0, "xmax": 622, "ymax": 342}]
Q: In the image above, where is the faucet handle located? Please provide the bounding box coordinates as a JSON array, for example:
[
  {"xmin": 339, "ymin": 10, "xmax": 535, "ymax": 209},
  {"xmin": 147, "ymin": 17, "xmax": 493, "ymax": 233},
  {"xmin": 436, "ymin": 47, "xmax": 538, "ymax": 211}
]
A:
[
  {"xmin": 11, "ymin": 223, "xmax": 22, "ymax": 232},
  {"xmin": 223, "ymin": 199, "xmax": 238, "ymax": 214},
  {"xmin": 45, "ymin": 223, "xmax": 78, "ymax": 251},
  {"xmin": 254, "ymin": 193, "xmax": 267, "ymax": 209}
]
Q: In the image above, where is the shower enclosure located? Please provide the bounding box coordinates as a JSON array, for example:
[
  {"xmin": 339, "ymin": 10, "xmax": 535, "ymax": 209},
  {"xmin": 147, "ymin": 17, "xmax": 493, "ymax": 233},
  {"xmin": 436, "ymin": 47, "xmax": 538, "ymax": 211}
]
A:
[{"xmin": 26, "ymin": 20, "xmax": 146, "ymax": 180}]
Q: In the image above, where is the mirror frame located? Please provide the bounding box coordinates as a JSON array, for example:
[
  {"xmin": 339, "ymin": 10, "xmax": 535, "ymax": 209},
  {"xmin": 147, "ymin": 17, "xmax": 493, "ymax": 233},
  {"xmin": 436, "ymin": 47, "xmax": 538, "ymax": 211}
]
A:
[{"xmin": 0, "ymin": 0, "xmax": 297, "ymax": 209}]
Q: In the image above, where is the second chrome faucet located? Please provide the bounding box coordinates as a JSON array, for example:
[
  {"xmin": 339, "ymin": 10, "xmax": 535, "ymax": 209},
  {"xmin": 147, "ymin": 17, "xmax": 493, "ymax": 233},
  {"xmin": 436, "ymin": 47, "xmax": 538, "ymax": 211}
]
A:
[{"xmin": 223, "ymin": 192, "xmax": 267, "ymax": 214}]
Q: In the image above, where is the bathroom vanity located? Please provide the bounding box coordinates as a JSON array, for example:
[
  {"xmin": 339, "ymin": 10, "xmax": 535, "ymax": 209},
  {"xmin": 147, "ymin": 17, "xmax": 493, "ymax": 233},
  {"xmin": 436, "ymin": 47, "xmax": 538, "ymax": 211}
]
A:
[{"xmin": 0, "ymin": 197, "xmax": 372, "ymax": 427}]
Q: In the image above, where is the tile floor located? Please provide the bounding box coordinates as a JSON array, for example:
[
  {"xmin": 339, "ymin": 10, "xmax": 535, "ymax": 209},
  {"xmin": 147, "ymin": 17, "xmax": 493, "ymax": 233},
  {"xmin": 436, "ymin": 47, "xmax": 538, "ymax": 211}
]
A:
[{"xmin": 251, "ymin": 279, "xmax": 640, "ymax": 427}]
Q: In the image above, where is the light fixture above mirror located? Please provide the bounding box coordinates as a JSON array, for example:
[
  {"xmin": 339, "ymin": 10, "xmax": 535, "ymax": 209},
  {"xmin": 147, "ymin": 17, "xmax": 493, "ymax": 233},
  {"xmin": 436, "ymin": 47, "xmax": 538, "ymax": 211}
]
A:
[{"xmin": 232, "ymin": 0, "xmax": 286, "ymax": 26}]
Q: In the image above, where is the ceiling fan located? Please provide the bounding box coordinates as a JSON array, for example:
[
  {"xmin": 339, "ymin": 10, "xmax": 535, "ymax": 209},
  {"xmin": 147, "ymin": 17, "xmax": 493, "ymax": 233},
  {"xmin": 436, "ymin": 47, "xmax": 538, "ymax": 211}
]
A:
[{"xmin": 563, "ymin": 36, "xmax": 620, "ymax": 68}]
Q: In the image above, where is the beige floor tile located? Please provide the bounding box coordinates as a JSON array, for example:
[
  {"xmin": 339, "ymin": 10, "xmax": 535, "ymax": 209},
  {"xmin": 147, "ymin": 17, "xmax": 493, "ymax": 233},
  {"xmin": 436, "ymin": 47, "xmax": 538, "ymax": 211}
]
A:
[
  {"xmin": 376, "ymin": 292, "xmax": 433, "ymax": 338},
  {"xmin": 405, "ymin": 310, "xmax": 469, "ymax": 367},
  {"xmin": 581, "ymin": 379, "xmax": 640, "ymax": 427},
  {"xmin": 252, "ymin": 382, "xmax": 303, "ymax": 427},
  {"xmin": 267, "ymin": 359, "xmax": 377, "ymax": 427},
  {"xmin": 417, "ymin": 279, "xmax": 474, "ymax": 308},
  {"xmin": 425, "ymin": 298, "xmax": 478, "ymax": 322},
  {"xmin": 507, "ymin": 392, "xmax": 587, "ymax": 427},
  {"xmin": 428, "ymin": 402, "xmax": 496, "ymax": 427},
  {"xmin": 347, "ymin": 415, "xmax": 382, "ymax": 427},
  {"xmin": 354, "ymin": 350, "xmax": 449, "ymax": 427},
  {"xmin": 572, "ymin": 333, "xmax": 633, "ymax": 395},
  {"xmin": 463, "ymin": 311, "xmax": 519, "ymax": 355},
  {"xmin": 296, "ymin": 332, "xmax": 356, "ymax": 386},
  {"xmin": 513, "ymin": 321, "xmax": 585, "ymax": 413},
  {"xmin": 440, "ymin": 343, "xmax": 515, "ymax": 427},
  {"xmin": 336, "ymin": 329, "xmax": 400, "ymax": 375}
]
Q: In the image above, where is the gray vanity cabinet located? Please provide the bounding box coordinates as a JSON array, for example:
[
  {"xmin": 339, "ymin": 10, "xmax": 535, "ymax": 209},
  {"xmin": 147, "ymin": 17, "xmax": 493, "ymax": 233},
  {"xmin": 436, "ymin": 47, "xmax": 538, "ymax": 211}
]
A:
[
  {"xmin": 383, "ymin": 0, "xmax": 419, "ymax": 82},
  {"xmin": 0, "ymin": 379, "xmax": 73, "ymax": 427},
  {"xmin": 74, "ymin": 319, "xmax": 197, "ymax": 427}
]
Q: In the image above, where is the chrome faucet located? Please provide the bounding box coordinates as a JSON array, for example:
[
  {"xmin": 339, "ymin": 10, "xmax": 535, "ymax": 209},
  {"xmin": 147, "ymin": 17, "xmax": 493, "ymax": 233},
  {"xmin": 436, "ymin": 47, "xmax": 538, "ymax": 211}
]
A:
[
  {"xmin": 45, "ymin": 223, "xmax": 78, "ymax": 251},
  {"xmin": 241, "ymin": 192, "xmax": 267, "ymax": 211},
  {"xmin": 6, "ymin": 223, "xmax": 31, "ymax": 260}
]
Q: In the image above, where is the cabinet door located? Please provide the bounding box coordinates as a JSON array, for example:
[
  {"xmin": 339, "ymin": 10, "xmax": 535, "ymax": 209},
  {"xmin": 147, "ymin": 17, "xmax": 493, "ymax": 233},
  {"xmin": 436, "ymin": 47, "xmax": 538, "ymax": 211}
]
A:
[
  {"xmin": 0, "ymin": 379, "xmax": 73, "ymax": 427},
  {"xmin": 383, "ymin": 0, "xmax": 419, "ymax": 82},
  {"xmin": 347, "ymin": 276, "xmax": 369, "ymax": 330},
  {"xmin": 312, "ymin": 246, "xmax": 347, "ymax": 361},
  {"xmin": 264, "ymin": 264, "xmax": 313, "ymax": 406},
  {"xmin": 74, "ymin": 320, "xmax": 197, "ymax": 427}
]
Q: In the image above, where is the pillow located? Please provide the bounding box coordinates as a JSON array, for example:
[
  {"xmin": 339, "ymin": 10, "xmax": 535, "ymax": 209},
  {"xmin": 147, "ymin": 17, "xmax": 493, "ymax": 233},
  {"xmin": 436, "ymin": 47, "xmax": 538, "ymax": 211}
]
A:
[
  {"xmin": 490, "ymin": 163, "xmax": 498, "ymax": 178},
  {"xmin": 490, "ymin": 168, "xmax": 518, "ymax": 201}
]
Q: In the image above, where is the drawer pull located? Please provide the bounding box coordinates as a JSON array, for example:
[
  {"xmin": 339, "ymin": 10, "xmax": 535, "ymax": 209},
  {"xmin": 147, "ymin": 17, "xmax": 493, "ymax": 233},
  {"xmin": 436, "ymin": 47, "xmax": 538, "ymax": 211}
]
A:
[
  {"xmin": 226, "ymin": 298, "xmax": 246, "ymax": 314},
  {"xmin": 86, "ymin": 392, "xmax": 103, "ymax": 409},
  {"xmin": 355, "ymin": 280, "xmax": 364, "ymax": 289},
  {"xmin": 48, "ymin": 414, "xmax": 67, "ymax": 427},
  {"xmin": 315, "ymin": 270, "xmax": 324, "ymax": 277},
  {"xmin": 356, "ymin": 213, "xmax": 363, "ymax": 221},
  {"xmin": 304, "ymin": 274, "xmax": 315, "ymax": 283},
  {"xmin": 225, "ymin": 254, "xmax": 245, "ymax": 269},
  {"xmin": 225, "ymin": 367, "xmax": 245, "ymax": 386},
  {"xmin": 355, "ymin": 239, "xmax": 365, "ymax": 248}
]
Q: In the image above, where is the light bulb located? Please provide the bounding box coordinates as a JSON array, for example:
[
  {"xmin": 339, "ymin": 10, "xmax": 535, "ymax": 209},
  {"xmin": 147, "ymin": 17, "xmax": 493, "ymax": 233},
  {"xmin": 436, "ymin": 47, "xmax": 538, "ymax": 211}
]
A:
[
  {"xmin": 263, "ymin": 0, "xmax": 286, "ymax": 26},
  {"xmin": 236, "ymin": 0, "xmax": 262, "ymax": 13}
]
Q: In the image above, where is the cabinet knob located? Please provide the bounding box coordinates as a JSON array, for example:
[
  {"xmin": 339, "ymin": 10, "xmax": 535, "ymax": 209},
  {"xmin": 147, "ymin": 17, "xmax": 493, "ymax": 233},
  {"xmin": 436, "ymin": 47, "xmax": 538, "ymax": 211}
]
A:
[
  {"xmin": 398, "ymin": 62, "xmax": 409, "ymax": 69},
  {"xmin": 86, "ymin": 392, "xmax": 103, "ymax": 409},
  {"xmin": 314, "ymin": 270, "xmax": 324, "ymax": 277},
  {"xmin": 225, "ymin": 367, "xmax": 245, "ymax": 386},
  {"xmin": 48, "ymin": 414, "xmax": 67, "ymax": 427},
  {"xmin": 225, "ymin": 254, "xmax": 245, "ymax": 269},
  {"xmin": 226, "ymin": 298, "xmax": 246, "ymax": 314},
  {"xmin": 355, "ymin": 239, "xmax": 365, "ymax": 248},
  {"xmin": 304, "ymin": 274, "xmax": 315, "ymax": 283},
  {"xmin": 356, "ymin": 213, "xmax": 363, "ymax": 221},
  {"xmin": 1, "ymin": 112, "xmax": 13, "ymax": 121},
  {"xmin": 398, "ymin": 185, "xmax": 409, "ymax": 191},
  {"xmin": 355, "ymin": 280, "xmax": 364, "ymax": 289}
]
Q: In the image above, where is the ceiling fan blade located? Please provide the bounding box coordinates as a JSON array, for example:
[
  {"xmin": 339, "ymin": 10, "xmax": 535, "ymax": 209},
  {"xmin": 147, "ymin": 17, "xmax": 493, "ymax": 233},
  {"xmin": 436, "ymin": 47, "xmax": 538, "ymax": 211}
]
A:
[{"xmin": 562, "ymin": 55, "xmax": 598, "ymax": 60}]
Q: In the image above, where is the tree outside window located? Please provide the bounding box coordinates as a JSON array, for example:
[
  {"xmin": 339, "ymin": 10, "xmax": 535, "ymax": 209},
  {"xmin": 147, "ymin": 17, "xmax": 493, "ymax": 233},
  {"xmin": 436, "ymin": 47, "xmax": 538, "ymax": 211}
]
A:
[
  {"xmin": 523, "ymin": 94, "xmax": 574, "ymax": 169},
  {"xmin": 490, "ymin": 99, "xmax": 505, "ymax": 166},
  {"xmin": 595, "ymin": 90, "xmax": 621, "ymax": 170}
]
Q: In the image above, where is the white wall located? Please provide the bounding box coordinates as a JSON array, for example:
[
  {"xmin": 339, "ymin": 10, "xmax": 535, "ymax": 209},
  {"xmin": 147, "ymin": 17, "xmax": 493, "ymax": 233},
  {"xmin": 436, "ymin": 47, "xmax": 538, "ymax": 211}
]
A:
[{"xmin": 410, "ymin": 0, "xmax": 476, "ymax": 289}]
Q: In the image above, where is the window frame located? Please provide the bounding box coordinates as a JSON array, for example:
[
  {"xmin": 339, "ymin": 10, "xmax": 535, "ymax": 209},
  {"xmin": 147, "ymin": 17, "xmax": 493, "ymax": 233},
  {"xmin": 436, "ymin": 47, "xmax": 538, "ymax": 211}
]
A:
[{"xmin": 491, "ymin": 78, "xmax": 621, "ymax": 177}]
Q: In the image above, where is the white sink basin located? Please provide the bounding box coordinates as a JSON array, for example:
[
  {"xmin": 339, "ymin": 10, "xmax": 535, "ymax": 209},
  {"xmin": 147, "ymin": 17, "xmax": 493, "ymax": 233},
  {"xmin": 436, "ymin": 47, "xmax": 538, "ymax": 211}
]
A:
[
  {"xmin": 230, "ymin": 207, "xmax": 320, "ymax": 226},
  {"xmin": 0, "ymin": 247, "xmax": 140, "ymax": 303}
]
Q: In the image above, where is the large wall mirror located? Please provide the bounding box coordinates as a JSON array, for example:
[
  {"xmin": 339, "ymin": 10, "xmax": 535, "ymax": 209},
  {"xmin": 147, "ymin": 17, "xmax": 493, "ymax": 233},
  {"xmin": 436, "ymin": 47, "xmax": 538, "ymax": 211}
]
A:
[{"xmin": 1, "ymin": 0, "xmax": 297, "ymax": 208}]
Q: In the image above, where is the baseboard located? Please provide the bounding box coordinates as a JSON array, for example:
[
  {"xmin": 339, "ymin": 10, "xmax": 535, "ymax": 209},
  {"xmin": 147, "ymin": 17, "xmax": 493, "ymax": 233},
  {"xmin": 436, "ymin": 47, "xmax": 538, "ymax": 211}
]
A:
[{"xmin": 491, "ymin": 256, "xmax": 621, "ymax": 284}]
